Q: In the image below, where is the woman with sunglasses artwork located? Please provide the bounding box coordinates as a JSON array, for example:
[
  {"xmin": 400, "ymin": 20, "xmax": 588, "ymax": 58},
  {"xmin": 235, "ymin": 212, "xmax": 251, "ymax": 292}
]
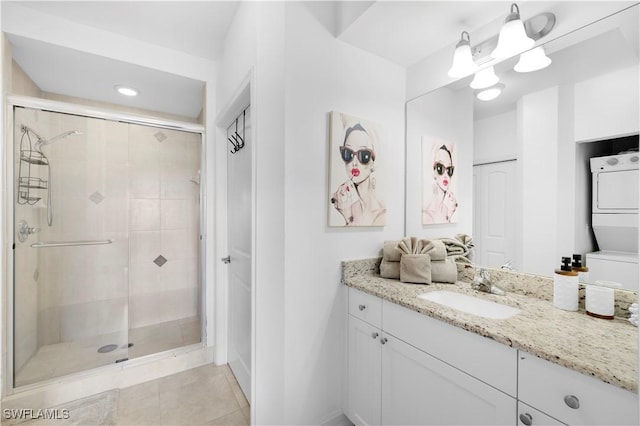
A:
[
  {"xmin": 423, "ymin": 143, "xmax": 458, "ymax": 224},
  {"xmin": 330, "ymin": 117, "xmax": 386, "ymax": 226}
]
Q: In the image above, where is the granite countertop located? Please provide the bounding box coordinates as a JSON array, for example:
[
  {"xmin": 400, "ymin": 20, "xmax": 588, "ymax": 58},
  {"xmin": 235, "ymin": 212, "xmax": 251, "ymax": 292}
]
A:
[{"xmin": 343, "ymin": 258, "xmax": 638, "ymax": 393}]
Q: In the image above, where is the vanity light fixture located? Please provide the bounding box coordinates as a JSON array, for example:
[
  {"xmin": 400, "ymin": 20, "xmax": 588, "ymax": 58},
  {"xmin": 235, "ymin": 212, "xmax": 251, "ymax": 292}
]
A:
[
  {"xmin": 491, "ymin": 3, "xmax": 535, "ymax": 60},
  {"xmin": 114, "ymin": 85, "xmax": 139, "ymax": 97},
  {"xmin": 514, "ymin": 46, "xmax": 552, "ymax": 72},
  {"xmin": 470, "ymin": 66, "xmax": 499, "ymax": 90},
  {"xmin": 447, "ymin": 31, "xmax": 479, "ymax": 78},
  {"xmin": 476, "ymin": 83, "xmax": 506, "ymax": 101}
]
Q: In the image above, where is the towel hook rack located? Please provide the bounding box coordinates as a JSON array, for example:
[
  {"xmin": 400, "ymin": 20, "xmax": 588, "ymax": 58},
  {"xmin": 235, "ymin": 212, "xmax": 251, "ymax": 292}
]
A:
[{"xmin": 228, "ymin": 108, "xmax": 247, "ymax": 154}]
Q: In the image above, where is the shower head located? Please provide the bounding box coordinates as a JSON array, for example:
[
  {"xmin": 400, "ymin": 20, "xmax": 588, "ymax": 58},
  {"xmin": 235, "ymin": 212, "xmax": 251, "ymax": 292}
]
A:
[{"xmin": 34, "ymin": 130, "xmax": 82, "ymax": 149}]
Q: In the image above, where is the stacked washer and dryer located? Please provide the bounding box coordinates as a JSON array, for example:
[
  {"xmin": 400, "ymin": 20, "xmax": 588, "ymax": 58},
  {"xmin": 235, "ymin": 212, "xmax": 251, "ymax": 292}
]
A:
[{"xmin": 586, "ymin": 151, "xmax": 639, "ymax": 291}]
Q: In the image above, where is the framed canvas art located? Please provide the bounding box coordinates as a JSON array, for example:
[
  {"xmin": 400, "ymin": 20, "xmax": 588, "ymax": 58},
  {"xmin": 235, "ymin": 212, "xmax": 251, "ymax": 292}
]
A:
[
  {"xmin": 422, "ymin": 138, "xmax": 458, "ymax": 224},
  {"xmin": 328, "ymin": 111, "xmax": 386, "ymax": 227}
]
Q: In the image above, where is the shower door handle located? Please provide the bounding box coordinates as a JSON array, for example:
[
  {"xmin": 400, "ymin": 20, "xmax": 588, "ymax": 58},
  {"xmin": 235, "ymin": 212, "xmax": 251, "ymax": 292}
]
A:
[{"xmin": 221, "ymin": 256, "xmax": 231, "ymax": 264}]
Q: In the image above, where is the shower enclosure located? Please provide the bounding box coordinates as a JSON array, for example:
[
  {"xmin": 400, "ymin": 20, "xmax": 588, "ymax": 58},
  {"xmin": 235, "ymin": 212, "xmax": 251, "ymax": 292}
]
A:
[{"xmin": 11, "ymin": 104, "xmax": 203, "ymax": 388}]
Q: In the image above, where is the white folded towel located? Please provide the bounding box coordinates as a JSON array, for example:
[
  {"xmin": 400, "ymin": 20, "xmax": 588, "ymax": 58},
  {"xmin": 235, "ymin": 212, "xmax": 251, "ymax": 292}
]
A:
[{"xmin": 629, "ymin": 303, "xmax": 638, "ymax": 327}]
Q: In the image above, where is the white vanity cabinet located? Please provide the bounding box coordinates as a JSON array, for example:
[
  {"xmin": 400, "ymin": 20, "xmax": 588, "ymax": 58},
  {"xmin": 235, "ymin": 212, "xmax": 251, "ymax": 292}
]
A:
[
  {"xmin": 346, "ymin": 289, "xmax": 383, "ymax": 425},
  {"xmin": 380, "ymin": 332, "xmax": 515, "ymax": 425},
  {"xmin": 518, "ymin": 352, "xmax": 639, "ymax": 426},
  {"xmin": 517, "ymin": 402, "xmax": 566, "ymax": 426},
  {"xmin": 346, "ymin": 287, "xmax": 517, "ymax": 425}
]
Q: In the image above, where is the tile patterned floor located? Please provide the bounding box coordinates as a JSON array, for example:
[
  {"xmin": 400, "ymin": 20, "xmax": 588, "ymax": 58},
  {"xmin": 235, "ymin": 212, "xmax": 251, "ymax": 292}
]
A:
[
  {"xmin": 116, "ymin": 363, "xmax": 250, "ymax": 425},
  {"xmin": 4, "ymin": 363, "xmax": 249, "ymax": 426}
]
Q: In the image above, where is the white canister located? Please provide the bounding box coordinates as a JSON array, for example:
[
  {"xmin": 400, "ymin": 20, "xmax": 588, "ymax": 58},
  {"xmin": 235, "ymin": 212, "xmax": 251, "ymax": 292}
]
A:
[
  {"xmin": 553, "ymin": 272, "xmax": 579, "ymax": 311},
  {"xmin": 586, "ymin": 281, "xmax": 620, "ymax": 320}
]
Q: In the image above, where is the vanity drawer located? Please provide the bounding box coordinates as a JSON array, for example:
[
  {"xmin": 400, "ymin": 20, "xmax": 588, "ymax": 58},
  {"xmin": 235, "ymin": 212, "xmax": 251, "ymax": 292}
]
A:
[
  {"xmin": 348, "ymin": 287, "xmax": 382, "ymax": 328},
  {"xmin": 382, "ymin": 299, "xmax": 517, "ymax": 397},
  {"xmin": 518, "ymin": 352, "xmax": 638, "ymax": 425}
]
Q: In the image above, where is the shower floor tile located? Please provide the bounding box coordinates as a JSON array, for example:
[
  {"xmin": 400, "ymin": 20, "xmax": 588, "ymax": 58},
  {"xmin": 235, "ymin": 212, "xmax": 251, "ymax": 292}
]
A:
[{"xmin": 14, "ymin": 317, "xmax": 201, "ymax": 388}]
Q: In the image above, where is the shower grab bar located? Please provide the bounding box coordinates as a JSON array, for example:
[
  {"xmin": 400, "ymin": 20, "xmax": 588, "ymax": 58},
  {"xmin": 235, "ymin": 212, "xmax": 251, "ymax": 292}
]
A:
[{"xmin": 31, "ymin": 239, "xmax": 113, "ymax": 248}]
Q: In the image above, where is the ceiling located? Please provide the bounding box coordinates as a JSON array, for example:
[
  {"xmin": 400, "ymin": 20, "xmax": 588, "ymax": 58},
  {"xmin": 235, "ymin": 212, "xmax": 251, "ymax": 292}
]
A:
[
  {"xmin": 2, "ymin": 1, "xmax": 638, "ymax": 121},
  {"xmin": 2, "ymin": 1, "xmax": 240, "ymax": 119},
  {"xmin": 11, "ymin": 1, "xmax": 239, "ymax": 61}
]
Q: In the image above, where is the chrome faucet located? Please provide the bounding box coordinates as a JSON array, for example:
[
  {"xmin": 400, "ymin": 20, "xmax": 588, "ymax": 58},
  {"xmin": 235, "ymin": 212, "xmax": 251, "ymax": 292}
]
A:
[
  {"xmin": 500, "ymin": 260, "xmax": 514, "ymax": 271},
  {"xmin": 472, "ymin": 268, "xmax": 506, "ymax": 296}
]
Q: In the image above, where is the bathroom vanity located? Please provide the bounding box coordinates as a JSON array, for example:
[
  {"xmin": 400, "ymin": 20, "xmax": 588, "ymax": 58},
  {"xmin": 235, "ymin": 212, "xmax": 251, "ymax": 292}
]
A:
[{"xmin": 343, "ymin": 258, "xmax": 638, "ymax": 426}]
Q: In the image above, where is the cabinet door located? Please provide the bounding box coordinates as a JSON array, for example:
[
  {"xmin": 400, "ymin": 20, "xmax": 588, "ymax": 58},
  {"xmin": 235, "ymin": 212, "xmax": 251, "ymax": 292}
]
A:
[
  {"xmin": 381, "ymin": 334, "xmax": 516, "ymax": 426},
  {"xmin": 346, "ymin": 315, "xmax": 381, "ymax": 426},
  {"xmin": 518, "ymin": 401, "xmax": 566, "ymax": 425}
]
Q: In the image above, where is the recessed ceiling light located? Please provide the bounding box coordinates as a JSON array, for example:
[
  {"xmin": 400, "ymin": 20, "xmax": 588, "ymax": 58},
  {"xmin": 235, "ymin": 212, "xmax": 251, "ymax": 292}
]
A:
[{"xmin": 114, "ymin": 85, "xmax": 139, "ymax": 97}]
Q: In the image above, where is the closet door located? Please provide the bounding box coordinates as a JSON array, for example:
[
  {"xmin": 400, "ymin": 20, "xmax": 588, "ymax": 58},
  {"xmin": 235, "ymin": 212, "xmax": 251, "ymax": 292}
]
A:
[{"xmin": 473, "ymin": 160, "xmax": 518, "ymax": 269}]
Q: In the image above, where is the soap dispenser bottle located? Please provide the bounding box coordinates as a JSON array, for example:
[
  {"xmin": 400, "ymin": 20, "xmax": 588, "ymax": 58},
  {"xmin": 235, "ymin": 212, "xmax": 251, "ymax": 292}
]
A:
[
  {"xmin": 554, "ymin": 257, "xmax": 579, "ymax": 311},
  {"xmin": 571, "ymin": 254, "xmax": 589, "ymax": 283}
]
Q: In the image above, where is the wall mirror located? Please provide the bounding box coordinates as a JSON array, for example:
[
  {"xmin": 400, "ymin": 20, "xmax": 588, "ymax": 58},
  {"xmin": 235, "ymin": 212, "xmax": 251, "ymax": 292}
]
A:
[{"xmin": 406, "ymin": 4, "xmax": 639, "ymax": 290}]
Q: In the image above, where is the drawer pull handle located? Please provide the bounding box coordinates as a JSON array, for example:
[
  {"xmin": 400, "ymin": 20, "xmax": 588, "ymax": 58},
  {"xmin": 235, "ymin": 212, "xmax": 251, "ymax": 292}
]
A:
[
  {"xmin": 564, "ymin": 395, "xmax": 580, "ymax": 409},
  {"xmin": 380, "ymin": 337, "xmax": 388, "ymax": 345},
  {"xmin": 519, "ymin": 413, "xmax": 533, "ymax": 426},
  {"xmin": 371, "ymin": 332, "xmax": 379, "ymax": 339},
  {"xmin": 358, "ymin": 304, "xmax": 366, "ymax": 311}
]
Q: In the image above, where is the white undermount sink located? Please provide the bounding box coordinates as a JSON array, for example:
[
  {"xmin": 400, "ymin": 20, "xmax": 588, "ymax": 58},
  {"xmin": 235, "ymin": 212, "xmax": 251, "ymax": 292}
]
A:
[{"xmin": 418, "ymin": 290, "xmax": 520, "ymax": 319}]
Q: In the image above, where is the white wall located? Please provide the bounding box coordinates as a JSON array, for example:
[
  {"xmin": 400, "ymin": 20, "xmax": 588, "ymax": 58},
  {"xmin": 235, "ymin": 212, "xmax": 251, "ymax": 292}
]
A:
[
  {"xmin": 215, "ymin": 2, "xmax": 287, "ymax": 424},
  {"xmin": 519, "ymin": 87, "xmax": 560, "ymax": 276},
  {"xmin": 474, "ymin": 110, "xmax": 517, "ymax": 165},
  {"xmin": 574, "ymin": 65, "xmax": 640, "ymax": 142},
  {"xmin": 283, "ymin": 3, "xmax": 405, "ymax": 424},
  {"xmin": 216, "ymin": 3, "xmax": 406, "ymax": 423}
]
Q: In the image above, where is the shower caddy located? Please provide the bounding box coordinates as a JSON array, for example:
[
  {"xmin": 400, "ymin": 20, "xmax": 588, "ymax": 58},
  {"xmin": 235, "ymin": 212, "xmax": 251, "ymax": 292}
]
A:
[{"xmin": 18, "ymin": 124, "xmax": 50, "ymax": 207}]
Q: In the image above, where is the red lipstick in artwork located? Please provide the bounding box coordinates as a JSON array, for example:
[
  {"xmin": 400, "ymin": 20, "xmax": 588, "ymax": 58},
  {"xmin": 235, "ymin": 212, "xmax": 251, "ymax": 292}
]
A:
[{"xmin": 351, "ymin": 168, "xmax": 360, "ymax": 177}]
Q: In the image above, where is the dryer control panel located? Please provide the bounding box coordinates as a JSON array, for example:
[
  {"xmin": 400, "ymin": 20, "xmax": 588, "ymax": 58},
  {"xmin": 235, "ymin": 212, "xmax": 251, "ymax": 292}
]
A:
[{"xmin": 590, "ymin": 152, "xmax": 639, "ymax": 172}]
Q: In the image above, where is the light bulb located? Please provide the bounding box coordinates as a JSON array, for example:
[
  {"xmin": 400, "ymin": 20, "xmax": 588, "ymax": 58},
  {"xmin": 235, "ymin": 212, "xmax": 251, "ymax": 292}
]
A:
[
  {"xmin": 470, "ymin": 67, "xmax": 499, "ymax": 90},
  {"xmin": 514, "ymin": 46, "xmax": 552, "ymax": 72},
  {"xmin": 491, "ymin": 3, "xmax": 535, "ymax": 60},
  {"xmin": 448, "ymin": 31, "xmax": 479, "ymax": 78}
]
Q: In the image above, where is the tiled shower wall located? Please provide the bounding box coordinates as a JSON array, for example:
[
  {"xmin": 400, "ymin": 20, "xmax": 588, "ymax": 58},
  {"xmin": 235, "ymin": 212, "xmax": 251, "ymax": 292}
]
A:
[{"xmin": 13, "ymin": 108, "xmax": 201, "ymax": 371}]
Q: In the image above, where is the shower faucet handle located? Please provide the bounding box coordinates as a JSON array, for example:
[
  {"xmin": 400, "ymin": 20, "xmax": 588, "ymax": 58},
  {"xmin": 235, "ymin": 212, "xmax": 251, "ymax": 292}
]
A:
[{"xmin": 17, "ymin": 220, "xmax": 39, "ymax": 243}]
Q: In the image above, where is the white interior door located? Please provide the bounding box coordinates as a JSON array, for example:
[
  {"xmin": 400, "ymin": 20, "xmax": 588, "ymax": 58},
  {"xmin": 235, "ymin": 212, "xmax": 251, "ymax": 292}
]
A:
[
  {"xmin": 473, "ymin": 160, "xmax": 518, "ymax": 270},
  {"xmin": 226, "ymin": 106, "xmax": 252, "ymax": 402}
]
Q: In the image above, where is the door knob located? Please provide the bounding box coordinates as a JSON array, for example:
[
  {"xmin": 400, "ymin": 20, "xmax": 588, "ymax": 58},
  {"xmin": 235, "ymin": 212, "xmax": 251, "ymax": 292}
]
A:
[
  {"xmin": 358, "ymin": 304, "xmax": 366, "ymax": 311},
  {"xmin": 371, "ymin": 332, "xmax": 379, "ymax": 339},
  {"xmin": 380, "ymin": 337, "xmax": 388, "ymax": 345},
  {"xmin": 221, "ymin": 256, "xmax": 231, "ymax": 264}
]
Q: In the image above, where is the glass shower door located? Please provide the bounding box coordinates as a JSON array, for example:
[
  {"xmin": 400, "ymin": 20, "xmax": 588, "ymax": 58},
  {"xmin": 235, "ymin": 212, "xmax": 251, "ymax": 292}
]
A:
[{"xmin": 13, "ymin": 107, "xmax": 130, "ymax": 387}]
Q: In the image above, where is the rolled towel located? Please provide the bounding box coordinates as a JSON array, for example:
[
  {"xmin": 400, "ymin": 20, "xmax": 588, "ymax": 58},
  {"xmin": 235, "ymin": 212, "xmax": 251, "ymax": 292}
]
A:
[
  {"xmin": 455, "ymin": 234, "xmax": 474, "ymax": 261},
  {"xmin": 629, "ymin": 303, "xmax": 638, "ymax": 327},
  {"xmin": 383, "ymin": 240, "xmax": 403, "ymax": 262},
  {"xmin": 431, "ymin": 258, "xmax": 458, "ymax": 284},
  {"xmin": 455, "ymin": 233, "xmax": 474, "ymax": 249},
  {"xmin": 426, "ymin": 240, "xmax": 446, "ymax": 261},
  {"xmin": 438, "ymin": 237, "xmax": 468, "ymax": 257},
  {"xmin": 380, "ymin": 259, "xmax": 400, "ymax": 280}
]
